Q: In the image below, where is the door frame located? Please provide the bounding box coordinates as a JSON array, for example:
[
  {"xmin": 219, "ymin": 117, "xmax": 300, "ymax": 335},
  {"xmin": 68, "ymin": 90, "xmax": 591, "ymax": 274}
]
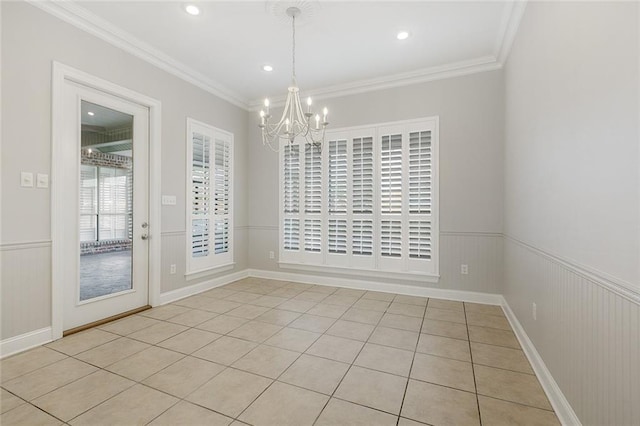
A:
[{"xmin": 51, "ymin": 62, "xmax": 162, "ymax": 340}]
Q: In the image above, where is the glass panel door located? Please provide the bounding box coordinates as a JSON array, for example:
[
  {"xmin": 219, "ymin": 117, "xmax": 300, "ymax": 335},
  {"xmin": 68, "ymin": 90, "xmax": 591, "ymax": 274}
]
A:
[{"xmin": 79, "ymin": 100, "xmax": 134, "ymax": 301}]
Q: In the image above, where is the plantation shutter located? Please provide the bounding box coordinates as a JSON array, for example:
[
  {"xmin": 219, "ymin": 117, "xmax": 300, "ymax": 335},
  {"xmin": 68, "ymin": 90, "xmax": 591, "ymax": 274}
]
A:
[
  {"xmin": 213, "ymin": 137, "xmax": 231, "ymax": 254},
  {"xmin": 187, "ymin": 118, "xmax": 234, "ymax": 274},
  {"xmin": 380, "ymin": 134, "xmax": 402, "ymax": 214},
  {"xmin": 284, "ymin": 144, "xmax": 300, "ymax": 214},
  {"xmin": 304, "ymin": 219, "xmax": 321, "ymax": 252},
  {"xmin": 352, "ymin": 137, "xmax": 373, "ymax": 214},
  {"xmin": 328, "ymin": 139, "xmax": 347, "ymax": 214},
  {"xmin": 381, "ymin": 220, "xmax": 402, "ymax": 257},
  {"xmin": 191, "ymin": 131, "xmax": 211, "ymax": 258},
  {"xmin": 352, "ymin": 219, "xmax": 373, "ymax": 256},
  {"xmin": 305, "ymin": 147, "xmax": 322, "ymax": 214},
  {"xmin": 279, "ymin": 118, "xmax": 438, "ymax": 277}
]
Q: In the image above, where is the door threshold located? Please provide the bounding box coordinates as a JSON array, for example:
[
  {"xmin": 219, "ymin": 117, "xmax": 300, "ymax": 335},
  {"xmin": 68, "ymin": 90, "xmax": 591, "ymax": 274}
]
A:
[{"xmin": 63, "ymin": 305, "xmax": 151, "ymax": 337}]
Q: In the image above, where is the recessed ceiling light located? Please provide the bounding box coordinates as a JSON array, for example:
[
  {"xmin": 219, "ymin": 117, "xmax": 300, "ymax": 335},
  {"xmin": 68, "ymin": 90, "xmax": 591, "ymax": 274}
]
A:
[
  {"xmin": 262, "ymin": 64, "xmax": 274, "ymax": 72},
  {"xmin": 397, "ymin": 31, "xmax": 410, "ymax": 40},
  {"xmin": 184, "ymin": 4, "xmax": 200, "ymax": 16},
  {"xmin": 87, "ymin": 111, "xmax": 95, "ymax": 116}
]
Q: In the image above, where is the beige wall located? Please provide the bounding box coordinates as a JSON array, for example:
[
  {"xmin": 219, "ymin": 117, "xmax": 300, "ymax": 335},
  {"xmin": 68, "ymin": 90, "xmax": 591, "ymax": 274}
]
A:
[
  {"xmin": 248, "ymin": 70, "xmax": 505, "ymax": 293},
  {"xmin": 503, "ymin": 2, "xmax": 640, "ymax": 424},
  {"xmin": 0, "ymin": 2, "xmax": 249, "ymax": 339}
]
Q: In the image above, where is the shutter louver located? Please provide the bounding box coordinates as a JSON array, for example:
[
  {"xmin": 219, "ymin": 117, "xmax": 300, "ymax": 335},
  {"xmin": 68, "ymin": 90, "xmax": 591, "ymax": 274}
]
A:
[
  {"xmin": 213, "ymin": 138, "xmax": 230, "ymax": 254},
  {"xmin": 352, "ymin": 220, "xmax": 373, "ymax": 256},
  {"xmin": 409, "ymin": 131, "xmax": 431, "ymax": 214},
  {"xmin": 328, "ymin": 139, "xmax": 347, "ymax": 213},
  {"xmin": 328, "ymin": 219, "xmax": 347, "ymax": 254},
  {"xmin": 409, "ymin": 221, "xmax": 431, "ymax": 259},
  {"xmin": 353, "ymin": 137, "xmax": 373, "ymax": 214},
  {"xmin": 284, "ymin": 218, "xmax": 300, "ymax": 251},
  {"xmin": 214, "ymin": 138, "xmax": 230, "ymax": 216},
  {"xmin": 192, "ymin": 219, "xmax": 209, "ymax": 257},
  {"xmin": 304, "ymin": 219, "xmax": 321, "ymax": 252},
  {"xmin": 214, "ymin": 218, "xmax": 229, "ymax": 254},
  {"xmin": 305, "ymin": 147, "xmax": 322, "ymax": 214},
  {"xmin": 381, "ymin": 220, "xmax": 402, "ymax": 257},
  {"xmin": 284, "ymin": 144, "xmax": 300, "ymax": 214},
  {"xmin": 381, "ymin": 134, "xmax": 403, "ymax": 214},
  {"xmin": 192, "ymin": 132, "xmax": 211, "ymax": 257}
]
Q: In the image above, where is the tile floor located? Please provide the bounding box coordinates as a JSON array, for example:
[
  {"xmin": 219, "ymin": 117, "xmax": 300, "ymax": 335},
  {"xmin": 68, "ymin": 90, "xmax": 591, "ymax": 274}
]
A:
[{"xmin": 0, "ymin": 278, "xmax": 561, "ymax": 425}]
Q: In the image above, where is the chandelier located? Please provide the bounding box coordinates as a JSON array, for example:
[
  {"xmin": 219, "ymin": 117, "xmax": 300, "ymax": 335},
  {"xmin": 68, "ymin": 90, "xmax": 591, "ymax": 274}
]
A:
[{"xmin": 259, "ymin": 7, "xmax": 328, "ymax": 152}]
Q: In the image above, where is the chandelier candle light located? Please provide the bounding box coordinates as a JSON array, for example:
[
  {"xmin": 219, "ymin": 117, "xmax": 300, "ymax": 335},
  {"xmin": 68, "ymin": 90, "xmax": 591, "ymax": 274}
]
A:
[{"xmin": 259, "ymin": 7, "xmax": 329, "ymax": 152}]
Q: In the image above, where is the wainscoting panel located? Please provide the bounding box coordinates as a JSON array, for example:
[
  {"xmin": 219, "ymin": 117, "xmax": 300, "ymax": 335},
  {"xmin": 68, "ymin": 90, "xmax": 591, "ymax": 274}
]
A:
[
  {"xmin": 248, "ymin": 227, "xmax": 503, "ymax": 293},
  {"xmin": 503, "ymin": 236, "xmax": 639, "ymax": 426},
  {"xmin": 0, "ymin": 241, "xmax": 53, "ymax": 341},
  {"xmin": 439, "ymin": 232, "xmax": 503, "ymax": 293},
  {"xmin": 160, "ymin": 231, "xmax": 186, "ymax": 293}
]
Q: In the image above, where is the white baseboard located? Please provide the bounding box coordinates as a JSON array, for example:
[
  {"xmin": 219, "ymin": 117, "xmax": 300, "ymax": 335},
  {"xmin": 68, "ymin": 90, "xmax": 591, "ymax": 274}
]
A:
[
  {"xmin": 501, "ymin": 299, "xmax": 581, "ymax": 426},
  {"xmin": 0, "ymin": 327, "xmax": 53, "ymax": 359},
  {"xmin": 159, "ymin": 269, "xmax": 249, "ymax": 305},
  {"xmin": 248, "ymin": 268, "xmax": 503, "ymax": 305}
]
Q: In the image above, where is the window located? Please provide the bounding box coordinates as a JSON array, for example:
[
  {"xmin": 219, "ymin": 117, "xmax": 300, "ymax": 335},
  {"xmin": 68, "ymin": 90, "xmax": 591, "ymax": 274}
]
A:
[
  {"xmin": 186, "ymin": 118, "xmax": 233, "ymax": 275},
  {"xmin": 80, "ymin": 164, "xmax": 131, "ymax": 242},
  {"xmin": 279, "ymin": 117, "xmax": 438, "ymax": 278}
]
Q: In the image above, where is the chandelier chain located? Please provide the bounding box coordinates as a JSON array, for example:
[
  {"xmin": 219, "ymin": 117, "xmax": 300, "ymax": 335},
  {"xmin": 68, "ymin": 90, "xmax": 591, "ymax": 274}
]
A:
[{"xmin": 292, "ymin": 13, "xmax": 296, "ymax": 78}]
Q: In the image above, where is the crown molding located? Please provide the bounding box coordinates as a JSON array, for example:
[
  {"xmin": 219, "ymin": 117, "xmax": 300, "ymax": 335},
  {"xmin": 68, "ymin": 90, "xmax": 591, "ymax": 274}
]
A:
[
  {"xmin": 29, "ymin": 0, "xmax": 527, "ymax": 113},
  {"xmin": 27, "ymin": 0, "xmax": 250, "ymax": 111},
  {"xmin": 249, "ymin": 55, "xmax": 502, "ymax": 110},
  {"xmin": 494, "ymin": 0, "xmax": 528, "ymax": 65}
]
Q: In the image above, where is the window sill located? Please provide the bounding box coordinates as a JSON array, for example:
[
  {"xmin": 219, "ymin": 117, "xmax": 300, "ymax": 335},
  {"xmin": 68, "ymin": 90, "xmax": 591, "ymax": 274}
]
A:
[
  {"xmin": 185, "ymin": 262, "xmax": 235, "ymax": 281},
  {"xmin": 278, "ymin": 261, "xmax": 439, "ymax": 283}
]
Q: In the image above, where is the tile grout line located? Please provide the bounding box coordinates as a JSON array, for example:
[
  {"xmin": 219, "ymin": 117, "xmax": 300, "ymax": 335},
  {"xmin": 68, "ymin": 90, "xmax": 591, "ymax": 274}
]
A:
[
  {"xmin": 1, "ymin": 279, "xmax": 548, "ymax": 425},
  {"xmin": 310, "ymin": 290, "xmax": 398, "ymax": 426},
  {"xmin": 395, "ymin": 297, "xmax": 429, "ymax": 426},
  {"xmin": 233, "ymin": 285, "xmax": 352, "ymax": 424},
  {"xmin": 464, "ymin": 302, "xmax": 483, "ymax": 426}
]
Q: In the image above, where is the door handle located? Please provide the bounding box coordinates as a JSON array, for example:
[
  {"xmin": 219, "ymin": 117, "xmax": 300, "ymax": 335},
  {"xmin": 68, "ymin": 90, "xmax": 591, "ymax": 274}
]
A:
[{"xmin": 141, "ymin": 234, "xmax": 149, "ymax": 240}]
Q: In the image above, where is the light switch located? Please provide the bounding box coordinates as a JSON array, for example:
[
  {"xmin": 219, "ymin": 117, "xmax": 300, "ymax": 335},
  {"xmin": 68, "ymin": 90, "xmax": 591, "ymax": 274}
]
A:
[
  {"xmin": 37, "ymin": 173, "xmax": 49, "ymax": 188},
  {"xmin": 20, "ymin": 172, "xmax": 34, "ymax": 187},
  {"xmin": 162, "ymin": 195, "xmax": 177, "ymax": 205}
]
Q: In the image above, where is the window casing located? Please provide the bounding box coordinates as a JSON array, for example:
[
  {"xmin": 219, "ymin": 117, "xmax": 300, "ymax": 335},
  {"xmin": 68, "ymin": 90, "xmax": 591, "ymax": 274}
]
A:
[
  {"xmin": 279, "ymin": 117, "xmax": 439, "ymax": 278},
  {"xmin": 186, "ymin": 118, "xmax": 233, "ymax": 275}
]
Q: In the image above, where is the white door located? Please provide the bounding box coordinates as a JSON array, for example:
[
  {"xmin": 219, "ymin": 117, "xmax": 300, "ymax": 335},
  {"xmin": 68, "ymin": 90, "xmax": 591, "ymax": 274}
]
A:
[{"xmin": 61, "ymin": 80, "xmax": 150, "ymax": 331}]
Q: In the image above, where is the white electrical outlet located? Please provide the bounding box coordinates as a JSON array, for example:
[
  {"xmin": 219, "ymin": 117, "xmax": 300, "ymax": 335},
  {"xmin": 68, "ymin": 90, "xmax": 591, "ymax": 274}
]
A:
[
  {"xmin": 460, "ymin": 264, "xmax": 468, "ymax": 275},
  {"xmin": 170, "ymin": 264, "xmax": 176, "ymax": 274},
  {"xmin": 532, "ymin": 302, "xmax": 537, "ymax": 320},
  {"xmin": 269, "ymin": 251, "xmax": 275, "ymax": 259}
]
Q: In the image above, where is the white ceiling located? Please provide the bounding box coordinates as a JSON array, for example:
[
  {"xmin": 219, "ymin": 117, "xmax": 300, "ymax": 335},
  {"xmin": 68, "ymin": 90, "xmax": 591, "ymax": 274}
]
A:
[{"xmin": 38, "ymin": 1, "xmax": 525, "ymax": 110}]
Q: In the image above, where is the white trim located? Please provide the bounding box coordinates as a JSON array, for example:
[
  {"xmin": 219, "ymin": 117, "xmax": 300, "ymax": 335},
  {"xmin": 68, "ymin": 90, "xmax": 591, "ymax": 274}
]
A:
[
  {"xmin": 504, "ymin": 234, "xmax": 639, "ymax": 305},
  {"xmin": 494, "ymin": 1, "xmax": 528, "ymax": 65},
  {"xmin": 185, "ymin": 263, "xmax": 235, "ymax": 281},
  {"xmin": 249, "ymin": 57, "xmax": 501, "ymax": 110},
  {"xmin": 28, "ymin": 0, "xmax": 247, "ymax": 110},
  {"xmin": 51, "ymin": 62, "xmax": 162, "ymax": 339},
  {"xmin": 0, "ymin": 328, "xmax": 53, "ymax": 359},
  {"xmin": 27, "ymin": 1, "xmax": 518, "ymax": 112},
  {"xmin": 159, "ymin": 270, "xmax": 248, "ymax": 305},
  {"xmin": 278, "ymin": 262, "xmax": 439, "ymax": 283},
  {"xmin": 248, "ymin": 268, "xmax": 502, "ymax": 305},
  {"xmin": 501, "ymin": 299, "xmax": 582, "ymax": 426}
]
